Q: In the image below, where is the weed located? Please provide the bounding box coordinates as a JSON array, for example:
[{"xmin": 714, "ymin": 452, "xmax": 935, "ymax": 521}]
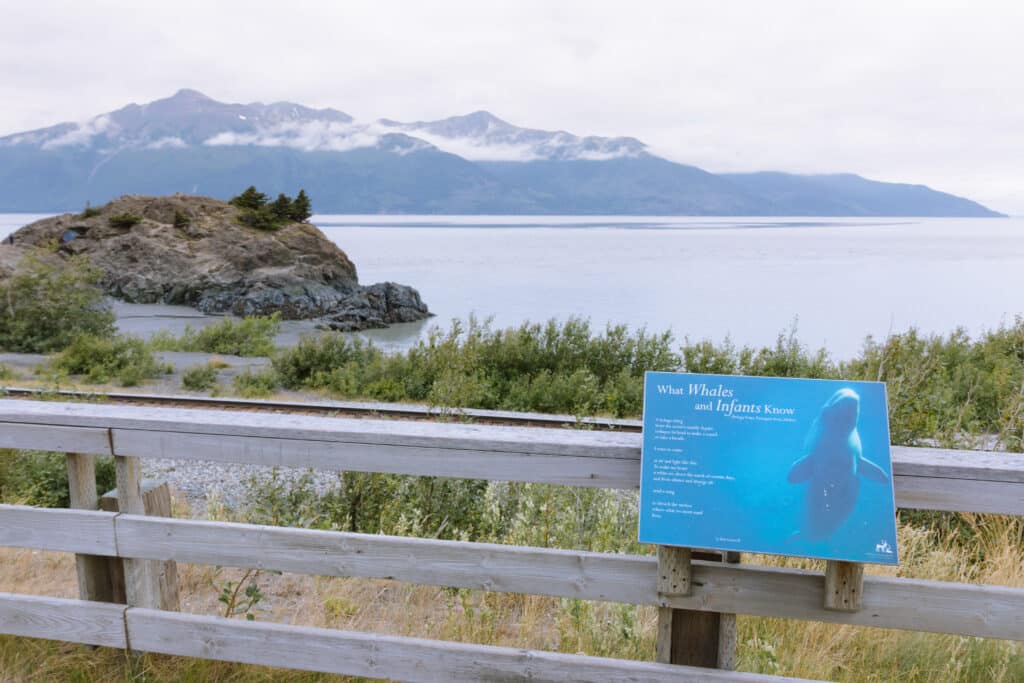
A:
[{"xmin": 217, "ymin": 568, "xmax": 269, "ymax": 621}]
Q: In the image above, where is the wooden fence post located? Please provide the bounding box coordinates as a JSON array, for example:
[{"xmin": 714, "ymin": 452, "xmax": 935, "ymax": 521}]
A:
[
  {"xmin": 824, "ymin": 560, "xmax": 864, "ymax": 612},
  {"xmin": 112, "ymin": 456, "xmax": 165, "ymax": 610},
  {"xmin": 65, "ymin": 453, "xmax": 115, "ymax": 602},
  {"xmin": 656, "ymin": 547, "xmax": 739, "ymax": 669},
  {"xmin": 100, "ymin": 478, "xmax": 180, "ymax": 611}
]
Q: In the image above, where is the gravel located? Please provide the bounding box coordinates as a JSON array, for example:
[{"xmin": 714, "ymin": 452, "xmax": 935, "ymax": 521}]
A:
[{"xmin": 141, "ymin": 458, "xmax": 345, "ymax": 515}]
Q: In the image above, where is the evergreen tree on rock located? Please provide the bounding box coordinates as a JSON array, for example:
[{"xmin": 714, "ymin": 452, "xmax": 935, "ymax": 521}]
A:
[
  {"xmin": 270, "ymin": 193, "xmax": 293, "ymax": 220},
  {"xmin": 231, "ymin": 186, "xmax": 267, "ymax": 210},
  {"xmin": 290, "ymin": 189, "xmax": 312, "ymax": 222}
]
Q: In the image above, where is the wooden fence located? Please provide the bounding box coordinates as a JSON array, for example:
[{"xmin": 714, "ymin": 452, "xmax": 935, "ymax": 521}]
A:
[{"xmin": 0, "ymin": 398, "xmax": 1021, "ymax": 682}]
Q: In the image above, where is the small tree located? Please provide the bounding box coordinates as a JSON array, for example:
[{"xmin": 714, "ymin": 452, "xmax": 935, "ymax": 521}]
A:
[
  {"xmin": 230, "ymin": 187, "xmax": 313, "ymax": 230},
  {"xmin": 290, "ymin": 189, "xmax": 312, "ymax": 222},
  {"xmin": 230, "ymin": 186, "xmax": 267, "ymax": 210},
  {"xmin": 270, "ymin": 193, "xmax": 293, "ymax": 221}
]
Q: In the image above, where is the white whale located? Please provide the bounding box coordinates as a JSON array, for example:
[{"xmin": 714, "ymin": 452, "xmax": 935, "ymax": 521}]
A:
[{"xmin": 787, "ymin": 388, "xmax": 889, "ymax": 542}]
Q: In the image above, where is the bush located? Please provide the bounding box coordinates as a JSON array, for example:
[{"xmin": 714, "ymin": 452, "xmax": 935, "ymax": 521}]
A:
[
  {"xmin": 182, "ymin": 363, "xmax": 219, "ymax": 391},
  {"xmin": 149, "ymin": 314, "xmax": 280, "ymax": 357},
  {"xmin": 240, "ymin": 468, "xmax": 641, "ymax": 552},
  {"xmin": 108, "ymin": 213, "xmax": 142, "ymax": 229},
  {"xmin": 272, "ymin": 334, "xmax": 382, "ymax": 389},
  {"xmin": 0, "ymin": 450, "xmax": 117, "ymax": 507},
  {"xmin": 233, "ymin": 368, "xmax": 279, "ymax": 397},
  {"xmin": 0, "ymin": 252, "xmax": 116, "ymax": 353},
  {"xmin": 54, "ymin": 334, "xmax": 171, "ymax": 386},
  {"xmin": 279, "ymin": 317, "xmax": 679, "ymax": 417},
  {"xmin": 197, "ymin": 314, "xmax": 1024, "ymax": 451},
  {"xmin": 76, "ymin": 203, "xmax": 102, "ymax": 219},
  {"xmin": 173, "ymin": 210, "xmax": 192, "ymax": 228}
]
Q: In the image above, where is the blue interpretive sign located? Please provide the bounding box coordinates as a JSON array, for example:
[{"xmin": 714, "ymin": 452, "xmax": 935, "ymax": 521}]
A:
[{"xmin": 638, "ymin": 372, "xmax": 899, "ymax": 565}]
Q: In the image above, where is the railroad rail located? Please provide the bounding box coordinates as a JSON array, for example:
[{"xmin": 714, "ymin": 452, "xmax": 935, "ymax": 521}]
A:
[{"xmin": 0, "ymin": 385, "xmax": 641, "ymax": 431}]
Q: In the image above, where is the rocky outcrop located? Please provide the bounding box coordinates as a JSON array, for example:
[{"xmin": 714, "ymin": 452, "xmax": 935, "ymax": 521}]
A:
[{"xmin": 7, "ymin": 194, "xmax": 430, "ymax": 329}]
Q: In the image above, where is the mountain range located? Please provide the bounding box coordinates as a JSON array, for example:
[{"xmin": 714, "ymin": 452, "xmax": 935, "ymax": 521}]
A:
[{"xmin": 0, "ymin": 89, "xmax": 1003, "ymax": 216}]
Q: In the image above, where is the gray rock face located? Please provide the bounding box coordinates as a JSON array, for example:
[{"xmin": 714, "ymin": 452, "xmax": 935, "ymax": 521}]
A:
[
  {"xmin": 7, "ymin": 194, "xmax": 431, "ymax": 330},
  {"xmin": 322, "ymin": 282, "xmax": 430, "ymax": 332}
]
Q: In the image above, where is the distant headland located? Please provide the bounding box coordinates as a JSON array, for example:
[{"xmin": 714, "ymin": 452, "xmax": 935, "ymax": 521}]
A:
[{"xmin": 0, "ymin": 89, "xmax": 1004, "ymax": 217}]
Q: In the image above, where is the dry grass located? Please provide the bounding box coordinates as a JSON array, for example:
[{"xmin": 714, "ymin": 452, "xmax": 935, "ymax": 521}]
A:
[{"xmin": 0, "ymin": 500, "xmax": 1022, "ymax": 682}]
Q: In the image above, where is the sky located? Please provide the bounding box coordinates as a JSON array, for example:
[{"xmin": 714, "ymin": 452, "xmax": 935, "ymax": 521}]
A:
[{"xmin": 2, "ymin": 0, "xmax": 1022, "ymax": 214}]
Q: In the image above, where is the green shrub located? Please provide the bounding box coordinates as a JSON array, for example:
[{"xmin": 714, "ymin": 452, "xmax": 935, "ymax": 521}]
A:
[
  {"xmin": 840, "ymin": 321, "xmax": 1024, "ymax": 449},
  {"xmin": 173, "ymin": 210, "xmax": 192, "ymax": 228},
  {"xmin": 158, "ymin": 313, "xmax": 1024, "ymax": 453},
  {"xmin": 233, "ymin": 368, "xmax": 278, "ymax": 397},
  {"xmin": 272, "ymin": 334, "xmax": 382, "ymax": 389},
  {"xmin": 150, "ymin": 315, "xmax": 280, "ymax": 357},
  {"xmin": 0, "ymin": 450, "xmax": 117, "ymax": 507},
  {"xmin": 0, "ymin": 252, "xmax": 116, "ymax": 353},
  {"xmin": 108, "ymin": 213, "xmax": 142, "ymax": 229},
  {"xmin": 241, "ymin": 467, "xmax": 641, "ymax": 553},
  {"xmin": 54, "ymin": 334, "xmax": 170, "ymax": 386},
  {"xmin": 76, "ymin": 204, "xmax": 102, "ymax": 219},
  {"xmin": 271, "ymin": 317, "xmax": 678, "ymax": 417},
  {"xmin": 182, "ymin": 363, "xmax": 219, "ymax": 391},
  {"xmin": 242, "ymin": 469, "xmax": 490, "ymax": 542}
]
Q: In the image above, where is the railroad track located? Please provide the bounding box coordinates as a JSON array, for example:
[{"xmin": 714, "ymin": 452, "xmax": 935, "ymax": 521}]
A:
[{"xmin": 0, "ymin": 386, "xmax": 642, "ymax": 432}]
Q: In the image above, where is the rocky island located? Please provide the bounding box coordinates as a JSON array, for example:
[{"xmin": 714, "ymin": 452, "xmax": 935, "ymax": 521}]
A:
[{"xmin": 4, "ymin": 193, "xmax": 430, "ymax": 331}]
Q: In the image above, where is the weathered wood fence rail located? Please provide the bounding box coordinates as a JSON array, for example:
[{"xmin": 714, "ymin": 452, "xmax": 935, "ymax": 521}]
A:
[{"xmin": 0, "ymin": 399, "xmax": 1021, "ymax": 682}]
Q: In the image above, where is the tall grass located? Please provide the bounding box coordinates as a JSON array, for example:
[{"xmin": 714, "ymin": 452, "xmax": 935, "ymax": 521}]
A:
[{"xmin": 0, "ymin": 504, "xmax": 1019, "ymax": 682}]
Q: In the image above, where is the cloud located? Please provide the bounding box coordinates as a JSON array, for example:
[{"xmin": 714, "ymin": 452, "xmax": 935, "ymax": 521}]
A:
[
  {"xmin": 391, "ymin": 129, "xmax": 543, "ymax": 162},
  {"xmin": 385, "ymin": 125, "xmax": 646, "ymax": 162},
  {"xmin": 204, "ymin": 120, "xmax": 383, "ymax": 153},
  {"xmin": 145, "ymin": 136, "xmax": 187, "ymax": 150},
  {"xmin": 40, "ymin": 114, "xmax": 114, "ymax": 149}
]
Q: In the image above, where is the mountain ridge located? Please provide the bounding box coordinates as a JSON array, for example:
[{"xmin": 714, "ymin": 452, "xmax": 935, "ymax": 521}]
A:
[{"xmin": 0, "ymin": 90, "xmax": 1004, "ymax": 217}]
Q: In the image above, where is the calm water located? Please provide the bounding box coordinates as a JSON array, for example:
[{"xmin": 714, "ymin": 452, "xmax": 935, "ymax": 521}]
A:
[{"xmin": 3, "ymin": 214, "xmax": 1022, "ymax": 358}]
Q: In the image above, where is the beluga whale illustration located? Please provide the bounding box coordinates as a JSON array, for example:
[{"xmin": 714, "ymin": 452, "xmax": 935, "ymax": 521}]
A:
[{"xmin": 787, "ymin": 388, "xmax": 889, "ymax": 542}]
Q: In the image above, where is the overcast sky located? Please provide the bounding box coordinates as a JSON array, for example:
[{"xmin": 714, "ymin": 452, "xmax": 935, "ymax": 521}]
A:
[{"xmin": 2, "ymin": 0, "xmax": 1022, "ymax": 213}]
